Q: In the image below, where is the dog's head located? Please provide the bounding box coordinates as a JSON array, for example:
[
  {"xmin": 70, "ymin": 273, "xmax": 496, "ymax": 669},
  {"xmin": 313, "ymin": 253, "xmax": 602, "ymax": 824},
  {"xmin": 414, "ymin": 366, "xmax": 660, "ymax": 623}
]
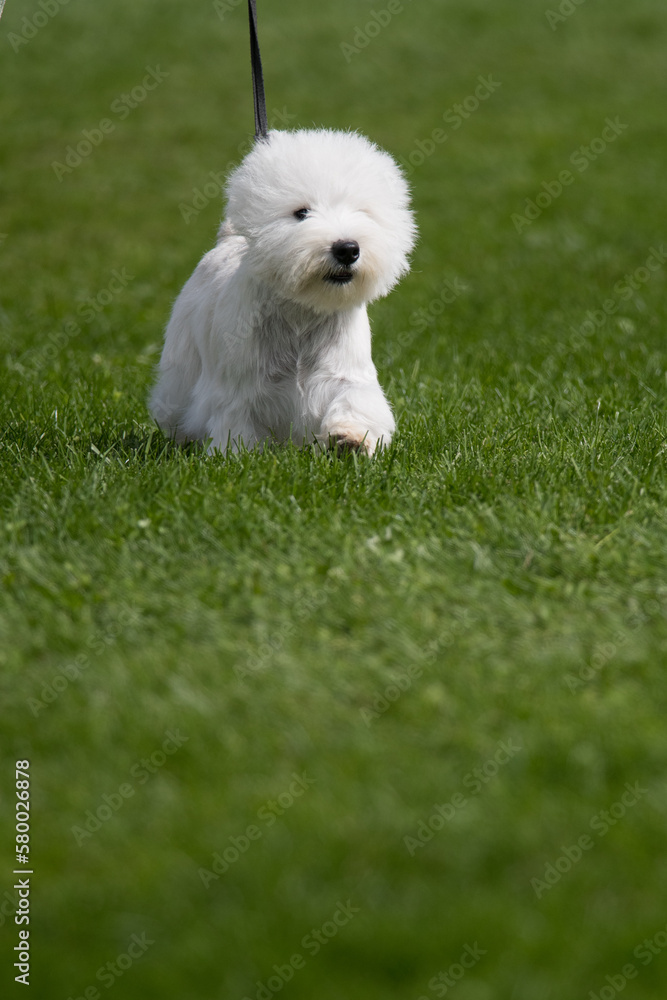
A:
[{"xmin": 223, "ymin": 129, "xmax": 417, "ymax": 313}]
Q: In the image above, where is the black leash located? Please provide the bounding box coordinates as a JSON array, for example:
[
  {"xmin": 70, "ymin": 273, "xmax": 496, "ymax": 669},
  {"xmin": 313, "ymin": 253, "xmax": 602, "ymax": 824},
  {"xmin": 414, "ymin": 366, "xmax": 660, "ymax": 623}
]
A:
[{"xmin": 247, "ymin": 0, "xmax": 268, "ymax": 140}]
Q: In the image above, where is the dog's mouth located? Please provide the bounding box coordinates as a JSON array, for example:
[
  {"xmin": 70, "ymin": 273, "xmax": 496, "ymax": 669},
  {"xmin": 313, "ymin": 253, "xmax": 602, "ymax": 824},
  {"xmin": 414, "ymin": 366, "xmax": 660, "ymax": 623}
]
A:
[{"xmin": 324, "ymin": 269, "xmax": 355, "ymax": 285}]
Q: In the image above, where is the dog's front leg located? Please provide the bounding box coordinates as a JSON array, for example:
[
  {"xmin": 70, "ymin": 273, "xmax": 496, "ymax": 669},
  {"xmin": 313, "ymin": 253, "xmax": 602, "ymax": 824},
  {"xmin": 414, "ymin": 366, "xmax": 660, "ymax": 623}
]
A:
[
  {"xmin": 206, "ymin": 399, "xmax": 261, "ymax": 454},
  {"xmin": 305, "ymin": 309, "xmax": 396, "ymax": 454},
  {"xmin": 318, "ymin": 383, "xmax": 395, "ymax": 454}
]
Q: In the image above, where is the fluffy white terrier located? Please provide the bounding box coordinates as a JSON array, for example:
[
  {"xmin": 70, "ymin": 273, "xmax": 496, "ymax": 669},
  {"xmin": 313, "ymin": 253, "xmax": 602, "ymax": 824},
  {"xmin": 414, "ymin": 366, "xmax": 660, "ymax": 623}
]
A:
[{"xmin": 150, "ymin": 128, "xmax": 416, "ymax": 453}]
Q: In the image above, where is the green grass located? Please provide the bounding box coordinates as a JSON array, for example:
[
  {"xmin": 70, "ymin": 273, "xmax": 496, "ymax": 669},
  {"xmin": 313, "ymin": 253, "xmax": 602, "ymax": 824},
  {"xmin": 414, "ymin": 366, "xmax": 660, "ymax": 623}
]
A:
[{"xmin": 1, "ymin": 0, "xmax": 667, "ymax": 997}]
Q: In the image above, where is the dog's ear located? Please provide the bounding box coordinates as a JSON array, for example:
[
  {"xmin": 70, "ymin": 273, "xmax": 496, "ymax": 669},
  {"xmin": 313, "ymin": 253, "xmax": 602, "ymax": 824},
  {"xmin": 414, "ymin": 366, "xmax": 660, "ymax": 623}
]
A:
[{"xmin": 217, "ymin": 219, "xmax": 237, "ymax": 242}]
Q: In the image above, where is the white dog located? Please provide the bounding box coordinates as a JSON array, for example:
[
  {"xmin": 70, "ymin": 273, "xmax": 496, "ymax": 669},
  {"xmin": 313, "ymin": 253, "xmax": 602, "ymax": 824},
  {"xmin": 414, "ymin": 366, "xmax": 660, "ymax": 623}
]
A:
[{"xmin": 150, "ymin": 128, "xmax": 416, "ymax": 453}]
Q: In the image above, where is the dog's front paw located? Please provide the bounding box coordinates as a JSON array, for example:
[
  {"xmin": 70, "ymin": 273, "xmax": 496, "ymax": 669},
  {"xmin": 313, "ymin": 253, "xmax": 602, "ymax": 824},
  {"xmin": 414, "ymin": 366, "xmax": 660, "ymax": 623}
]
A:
[
  {"xmin": 319, "ymin": 423, "xmax": 387, "ymax": 456},
  {"xmin": 332, "ymin": 433, "xmax": 371, "ymax": 455}
]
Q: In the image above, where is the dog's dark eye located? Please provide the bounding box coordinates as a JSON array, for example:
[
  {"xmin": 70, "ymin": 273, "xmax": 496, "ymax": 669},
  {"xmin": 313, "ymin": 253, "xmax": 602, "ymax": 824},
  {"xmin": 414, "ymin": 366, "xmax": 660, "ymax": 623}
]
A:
[{"xmin": 293, "ymin": 208, "xmax": 309, "ymax": 221}]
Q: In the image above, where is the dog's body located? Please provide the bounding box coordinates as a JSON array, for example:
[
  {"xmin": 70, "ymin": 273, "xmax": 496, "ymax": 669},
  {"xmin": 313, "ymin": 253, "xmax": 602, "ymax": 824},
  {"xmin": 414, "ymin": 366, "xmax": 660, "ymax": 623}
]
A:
[{"xmin": 150, "ymin": 129, "xmax": 416, "ymax": 453}]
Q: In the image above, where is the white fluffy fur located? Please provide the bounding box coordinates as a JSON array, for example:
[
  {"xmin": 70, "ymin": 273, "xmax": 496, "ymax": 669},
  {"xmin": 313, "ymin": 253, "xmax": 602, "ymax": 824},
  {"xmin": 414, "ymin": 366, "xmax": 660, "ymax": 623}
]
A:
[{"xmin": 150, "ymin": 128, "xmax": 416, "ymax": 454}]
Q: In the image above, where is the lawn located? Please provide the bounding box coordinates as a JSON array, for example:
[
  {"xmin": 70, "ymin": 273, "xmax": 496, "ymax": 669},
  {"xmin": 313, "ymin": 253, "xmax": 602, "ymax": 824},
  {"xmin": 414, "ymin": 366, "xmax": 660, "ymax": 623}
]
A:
[{"xmin": 1, "ymin": 0, "xmax": 667, "ymax": 997}]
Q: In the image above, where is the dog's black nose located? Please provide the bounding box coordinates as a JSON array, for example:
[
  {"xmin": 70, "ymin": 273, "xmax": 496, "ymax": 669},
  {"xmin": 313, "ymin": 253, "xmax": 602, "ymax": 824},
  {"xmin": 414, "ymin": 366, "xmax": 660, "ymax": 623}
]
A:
[{"xmin": 331, "ymin": 240, "xmax": 360, "ymax": 266}]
